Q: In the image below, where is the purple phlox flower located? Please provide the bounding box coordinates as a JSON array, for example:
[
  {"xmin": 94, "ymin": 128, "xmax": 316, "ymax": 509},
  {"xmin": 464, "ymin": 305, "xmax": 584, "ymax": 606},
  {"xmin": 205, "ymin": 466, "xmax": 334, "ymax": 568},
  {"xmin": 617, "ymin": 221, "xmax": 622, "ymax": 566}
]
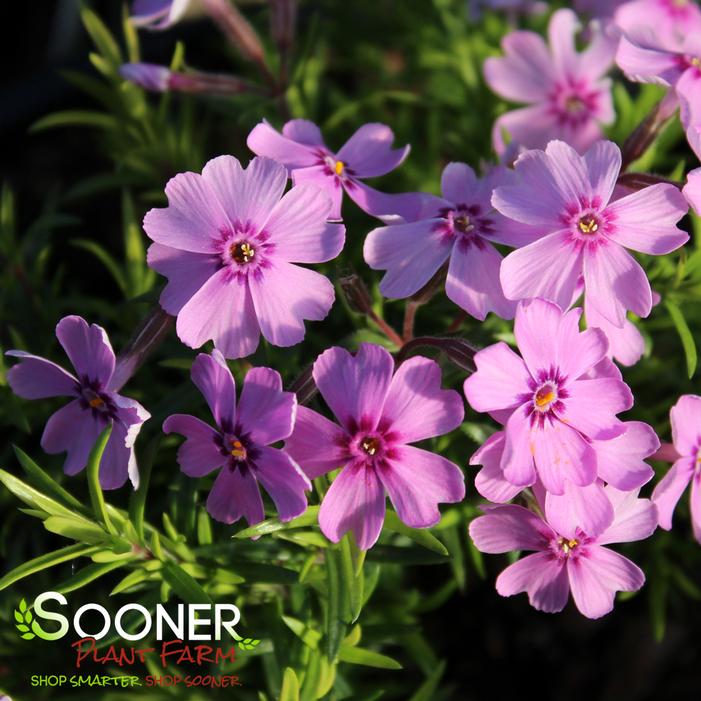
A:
[
  {"xmin": 6, "ymin": 316, "xmax": 150, "ymax": 489},
  {"xmin": 163, "ymin": 350, "xmax": 310, "ymax": 526},
  {"xmin": 285, "ymin": 343, "xmax": 465, "ymax": 550},
  {"xmin": 120, "ymin": 63, "xmax": 171, "ymax": 91},
  {"xmin": 584, "ymin": 299, "xmax": 646, "ymax": 367},
  {"xmin": 364, "ymin": 163, "xmax": 539, "ymax": 321},
  {"xmin": 615, "ymin": 0, "xmax": 701, "ymax": 45},
  {"xmin": 484, "ymin": 9, "xmax": 617, "ymax": 155},
  {"xmin": 469, "ymin": 485, "xmax": 658, "ymax": 618},
  {"xmin": 652, "ymin": 394, "xmax": 701, "ymax": 542},
  {"xmin": 467, "ymin": 0, "xmax": 547, "ymax": 21},
  {"xmin": 130, "ymin": 0, "xmax": 195, "ymax": 29},
  {"xmin": 495, "ymin": 140, "xmax": 689, "ymax": 327},
  {"xmin": 247, "ymin": 119, "xmax": 414, "ymax": 221},
  {"xmin": 679, "ymin": 70, "xmax": 701, "ymax": 160},
  {"xmin": 144, "ymin": 156, "xmax": 345, "ymax": 359},
  {"xmin": 470, "ymin": 419, "xmax": 659, "ymax": 535},
  {"xmin": 464, "ymin": 299, "xmax": 637, "ymax": 519},
  {"xmin": 684, "ymin": 168, "xmax": 701, "ymax": 214}
]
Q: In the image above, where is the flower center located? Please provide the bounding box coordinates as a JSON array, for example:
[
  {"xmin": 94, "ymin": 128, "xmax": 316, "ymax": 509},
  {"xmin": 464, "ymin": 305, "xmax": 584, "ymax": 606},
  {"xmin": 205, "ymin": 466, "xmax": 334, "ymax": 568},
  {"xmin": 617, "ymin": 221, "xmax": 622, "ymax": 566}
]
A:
[
  {"xmin": 691, "ymin": 56, "xmax": 701, "ymax": 68},
  {"xmin": 228, "ymin": 437, "xmax": 247, "ymax": 461},
  {"xmin": 230, "ymin": 241, "xmax": 255, "ymax": 265},
  {"xmin": 578, "ymin": 216, "xmax": 599, "ymax": 234},
  {"xmin": 360, "ymin": 436, "xmax": 380, "ymax": 456},
  {"xmin": 558, "ymin": 536, "xmax": 579, "ymax": 556},
  {"xmin": 565, "ymin": 96, "xmax": 585, "ymax": 114},
  {"xmin": 534, "ymin": 383, "xmax": 557, "ymax": 411},
  {"xmin": 335, "ymin": 160, "xmax": 345, "ymax": 176},
  {"xmin": 454, "ymin": 214, "xmax": 475, "ymax": 234},
  {"xmin": 81, "ymin": 387, "xmax": 109, "ymax": 413}
]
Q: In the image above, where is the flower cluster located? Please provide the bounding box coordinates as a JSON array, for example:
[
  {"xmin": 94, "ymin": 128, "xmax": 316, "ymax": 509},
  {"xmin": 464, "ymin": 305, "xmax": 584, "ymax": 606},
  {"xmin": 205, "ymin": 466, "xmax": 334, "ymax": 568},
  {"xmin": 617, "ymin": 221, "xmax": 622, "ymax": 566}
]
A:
[{"xmin": 8, "ymin": 0, "xmax": 701, "ymax": 625}]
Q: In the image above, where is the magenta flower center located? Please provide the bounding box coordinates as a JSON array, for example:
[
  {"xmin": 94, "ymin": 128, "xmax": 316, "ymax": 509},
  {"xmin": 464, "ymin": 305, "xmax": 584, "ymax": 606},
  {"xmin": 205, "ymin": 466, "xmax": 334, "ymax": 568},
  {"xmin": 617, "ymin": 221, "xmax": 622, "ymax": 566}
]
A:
[
  {"xmin": 230, "ymin": 241, "xmax": 256, "ymax": 265},
  {"xmin": 550, "ymin": 79, "xmax": 599, "ymax": 127},
  {"xmin": 534, "ymin": 382, "xmax": 558, "ymax": 411},
  {"xmin": 436, "ymin": 205, "xmax": 495, "ymax": 247},
  {"xmin": 557, "ymin": 536, "xmax": 579, "ymax": 557},
  {"xmin": 360, "ymin": 436, "xmax": 381, "ymax": 456},
  {"xmin": 454, "ymin": 214, "xmax": 476, "ymax": 234},
  {"xmin": 227, "ymin": 436, "xmax": 247, "ymax": 461},
  {"xmin": 577, "ymin": 215, "xmax": 600, "ymax": 234}
]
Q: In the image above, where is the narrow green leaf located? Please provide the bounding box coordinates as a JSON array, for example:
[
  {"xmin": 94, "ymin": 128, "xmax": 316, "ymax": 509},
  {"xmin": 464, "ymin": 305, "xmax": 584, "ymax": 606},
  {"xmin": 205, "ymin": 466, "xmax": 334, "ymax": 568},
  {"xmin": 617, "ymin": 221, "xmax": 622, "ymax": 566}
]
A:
[
  {"xmin": 30, "ymin": 110, "xmax": 117, "ymax": 133},
  {"xmin": 666, "ymin": 300, "xmax": 697, "ymax": 378},
  {"xmin": 408, "ymin": 660, "xmax": 447, "ymax": 701},
  {"xmin": 13, "ymin": 446, "xmax": 85, "ymax": 512},
  {"xmin": 111, "ymin": 569, "xmax": 156, "ymax": 595},
  {"xmin": 234, "ymin": 507, "xmax": 319, "ymax": 539},
  {"xmin": 0, "ymin": 544, "xmax": 99, "ymax": 591},
  {"xmin": 338, "ymin": 645, "xmax": 402, "ymax": 670},
  {"xmin": 129, "ymin": 435, "xmax": 159, "ymax": 543},
  {"xmin": 87, "ymin": 425, "xmax": 117, "ymax": 535},
  {"xmin": 54, "ymin": 561, "xmax": 126, "ymax": 594},
  {"xmin": 383, "ymin": 510, "xmax": 449, "ymax": 556},
  {"xmin": 43, "ymin": 516, "xmax": 108, "ymax": 544},
  {"xmin": 161, "ymin": 561, "xmax": 212, "ymax": 605},
  {"xmin": 325, "ymin": 547, "xmax": 346, "ymax": 661},
  {"xmin": 279, "ymin": 668, "xmax": 300, "ymax": 701},
  {"xmin": 282, "ymin": 616, "xmax": 322, "ymax": 650},
  {"xmin": 81, "ymin": 5, "xmax": 122, "ymax": 67}
]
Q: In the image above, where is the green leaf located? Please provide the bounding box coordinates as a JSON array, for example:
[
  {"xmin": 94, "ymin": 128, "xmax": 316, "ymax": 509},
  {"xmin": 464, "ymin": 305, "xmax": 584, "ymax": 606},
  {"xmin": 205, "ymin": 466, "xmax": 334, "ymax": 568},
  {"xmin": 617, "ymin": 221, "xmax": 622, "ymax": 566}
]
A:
[
  {"xmin": 161, "ymin": 561, "xmax": 212, "ymax": 605},
  {"xmin": 21, "ymin": 632, "xmax": 35, "ymax": 640},
  {"xmin": 14, "ymin": 611, "xmax": 23, "ymax": 623},
  {"xmin": 129, "ymin": 436, "xmax": 159, "ymax": 544},
  {"xmin": 282, "ymin": 616, "xmax": 322, "ymax": 650},
  {"xmin": 338, "ymin": 645, "xmax": 402, "ymax": 670},
  {"xmin": 0, "ymin": 544, "xmax": 99, "ymax": 591},
  {"xmin": 54, "ymin": 561, "xmax": 126, "ymax": 594},
  {"xmin": 279, "ymin": 668, "xmax": 300, "ymax": 701},
  {"xmin": 13, "ymin": 446, "xmax": 85, "ymax": 512},
  {"xmin": 86, "ymin": 425, "xmax": 117, "ymax": 534},
  {"xmin": 234, "ymin": 507, "xmax": 320, "ymax": 539},
  {"xmin": 81, "ymin": 5, "xmax": 122, "ymax": 68},
  {"xmin": 43, "ymin": 516, "xmax": 109, "ymax": 544},
  {"xmin": 111, "ymin": 569, "xmax": 156, "ymax": 596},
  {"xmin": 324, "ymin": 547, "xmax": 346, "ymax": 661},
  {"xmin": 19, "ymin": 598, "xmax": 27, "ymax": 613},
  {"xmin": 408, "ymin": 660, "xmax": 447, "ymax": 701},
  {"xmin": 30, "ymin": 110, "xmax": 117, "ymax": 133},
  {"xmin": 16, "ymin": 623, "xmax": 29, "ymax": 633},
  {"xmin": 383, "ymin": 510, "xmax": 449, "ymax": 556},
  {"xmin": 666, "ymin": 300, "xmax": 697, "ymax": 378}
]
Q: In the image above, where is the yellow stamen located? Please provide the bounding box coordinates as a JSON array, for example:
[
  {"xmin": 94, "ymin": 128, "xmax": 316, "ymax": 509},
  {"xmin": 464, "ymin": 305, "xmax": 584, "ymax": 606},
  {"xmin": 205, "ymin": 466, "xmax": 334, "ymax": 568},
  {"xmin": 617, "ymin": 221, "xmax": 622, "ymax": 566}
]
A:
[
  {"xmin": 361, "ymin": 437, "xmax": 379, "ymax": 456},
  {"xmin": 559, "ymin": 537, "xmax": 578, "ymax": 554},
  {"xmin": 230, "ymin": 439, "xmax": 246, "ymax": 459},
  {"xmin": 578, "ymin": 217, "xmax": 599, "ymax": 234},
  {"xmin": 89, "ymin": 397, "xmax": 104, "ymax": 409},
  {"xmin": 535, "ymin": 387, "xmax": 555, "ymax": 408},
  {"xmin": 691, "ymin": 57, "xmax": 701, "ymax": 68},
  {"xmin": 335, "ymin": 160, "xmax": 345, "ymax": 176},
  {"xmin": 231, "ymin": 242, "xmax": 255, "ymax": 264}
]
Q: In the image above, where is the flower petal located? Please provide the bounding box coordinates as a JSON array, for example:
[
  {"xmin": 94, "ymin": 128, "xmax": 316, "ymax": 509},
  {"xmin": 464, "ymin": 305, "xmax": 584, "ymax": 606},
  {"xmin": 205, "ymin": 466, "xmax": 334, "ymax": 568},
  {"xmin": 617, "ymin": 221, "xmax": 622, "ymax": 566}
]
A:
[
  {"xmin": 163, "ymin": 413, "xmax": 225, "ymax": 477},
  {"xmin": 471, "ymin": 432, "xmax": 523, "ymax": 503},
  {"xmin": 282, "ymin": 119, "xmax": 325, "ymax": 146},
  {"xmin": 364, "ymin": 219, "xmax": 452, "ymax": 299},
  {"xmin": 512, "ymin": 297, "xmax": 564, "ymax": 377},
  {"xmin": 5, "ymin": 351, "xmax": 78, "ymax": 399},
  {"xmin": 378, "ymin": 445, "xmax": 465, "ymax": 529},
  {"xmin": 345, "ymin": 181, "xmax": 428, "ymax": 221},
  {"xmin": 336, "ymin": 123, "xmax": 409, "ymax": 178},
  {"xmin": 249, "ymin": 260, "xmax": 334, "ymax": 347},
  {"xmin": 98, "ymin": 421, "xmax": 135, "ymax": 490},
  {"xmin": 285, "ymin": 406, "xmax": 350, "ymax": 480},
  {"xmin": 545, "ymin": 481, "xmax": 614, "ymax": 539},
  {"xmin": 247, "ymin": 120, "xmax": 320, "ymax": 167},
  {"xmin": 318, "ymin": 460, "xmax": 386, "ymax": 550},
  {"xmin": 313, "ymin": 344, "xmax": 394, "ymax": 433},
  {"xmin": 671, "ymin": 394, "xmax": 701, "ymax": 455},
  {"xmin": 190, "ymin": 350, "xmax": 237, "ymax": 430},
  {"xmin": 254, "ymin": 446, "xmax": 310, "ymax": 522},
  {"xmin": 206, "ymin": 465, "xmax": 265, "ymax": 526},
  {"xmin": 597, "ymin": 487, "xmax": 658, "ymax": 545},
  {"xmin": 381, "ymin": 356, "xmax": 464, "ymax": 443},
  {"xmin": 584, "ymin": 140, "xmax": 621, "ymax": 205},
  {"xmin": 651, "ymin": 457, "xmax": 694, "ymax": 530},
  {"xmin": 237, "ymin": 367, "xmax": 296, "ymax": 444},
  {"xmin": 501, "ymin": 408, "xmax": 537, "ymax": 488},
  {"xmin": 469, "ymin": 504, "xmax": 553, "ymax": 553},
  {"xmin": 56, "ymin": 315, "xmax": 115, "ymax": 386}
]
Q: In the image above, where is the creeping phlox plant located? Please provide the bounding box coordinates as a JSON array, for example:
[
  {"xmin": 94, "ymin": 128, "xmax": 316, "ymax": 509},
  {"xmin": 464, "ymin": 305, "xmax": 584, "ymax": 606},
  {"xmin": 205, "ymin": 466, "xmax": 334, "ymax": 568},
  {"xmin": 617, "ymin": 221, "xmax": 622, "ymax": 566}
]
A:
[{"xmin": 4, "ymin": 0, "xmax": 701, "ymax": 698}]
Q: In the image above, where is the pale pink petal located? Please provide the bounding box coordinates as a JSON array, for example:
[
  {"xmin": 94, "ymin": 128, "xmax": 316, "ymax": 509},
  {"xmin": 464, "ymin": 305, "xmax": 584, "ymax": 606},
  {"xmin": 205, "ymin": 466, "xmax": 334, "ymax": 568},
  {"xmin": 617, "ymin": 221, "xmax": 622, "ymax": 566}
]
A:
[
  {"xmin": 345, "ymin": 181, "xmax": 429, "ymax": 222},
  {"xmin": 201, "ymin": 155, "xmax": 288, "ymax": 231},
  {"xmin": 532, "ymin": 420, "xmax": 597, "ymax": 493},
  {"xmin": 558, "ymin": 377, "xmax": 631, "ymax": 439},
  {"xmin": 593, "ymin": 421, "xmax": 658, "ymax": 491},
  {"xmin": 597, "ymin": 487, "xmax": 658, "ymax": 545},
  {"xmin": 557, "ymin": 325, "xmax": 609, "ymax": 382},
  {"xmin": 336, "ymin": 123, "xmax": 409, "ymax": 178},
  {"xmin": 577, "ymin": 21, "xmax": 617, "ymax": 77},
  {"xmin": 495, "ymin": 552, "xmax": 570, "ymax": 613},
  {"xmin": 162, "ymin": 413, "xmax": 224, "ymax": 477},
  {"xmin": 463, "ymin": 342, "xmax": 531, "ymax": 413},
  {"xmin": 285, "ymin": 406, "xmax": 350, "ymax": 480},
  {"xmin": 616, "ymin": 33, "xmax": 682, "ymax": 85},
  {"xmin": 55, "ymin": 315, "xmax": 115, "ymax": 385},
  {"xmin": 585, "ymin": 300, "xmax": 645, "ymax": 367},
  {"xmin": 683, "ymin": 168, "xmax": 701, "ymax": 216},
  {"xmin": 206, "ymin": 465, "xmax": 265, "ymax": 526},
  {"xmin": 292, "ymin": 166, "xmax": 344, "ymax": 220},
  {"xmin": 264, "ymin": 184, "xmax": 344, "ymax": 263},
  {"xmin": 491, "ymin": 105, "xmax": 560, "ymax": 161},
  {"xmin": 471, "ymin": 432, "xmax": 523, "ymax": 503},
  {"xmin": 469, "ymin": 504, "xmax": 554, "ymax": 553},
  {"xmin": 249, "ymin": 260, "xmax": 334, "ymax": 347},
  {"xmin": 318, "ymin": 460, "xmax": 386, "ymax": 550},
  {"xmin": 652, "ymin": 457, "xmax": 694, "ymax": 529},
  {"xmin": 246, "ymin": 120, "xmax": 320, "ymax": 167},
  {"xmin": 98, "ymin": 421, "xmax": 134, "ymax": 490},
  {"xmin": 237, "ymin": 367, "xmax": 296, "ymax": 444},
  {"xmin": 670, "ymin": 394, "xmax": 701, "ymax": 455},
  {"xmin": 607, "ymin": 184, "xmax": 689, "ymax": 254},
  {"xmin": 501, "ymin": 409, "xmax": 537, "ymax": 487},
  {"xmin": 500, "ymin": 231, "xmax": 583, "ymax": 311},
  {"xmin": 6, "ymin": 351, "xmax": 78, "ymax": 399},
  {"xmin": 690, "ymin": 474, "xmax": 701, "ymax": 543},
  {"xmin": 513, "ymin": 297, "xmax": 564, "ymax": 376},
  {"xmin": 379, "ymin": 445, "xmax": 464, "ymax": 528},
  {"xmin": 382, "ymin": 356, "xmax": 464, "ymax": 443},
  {"xmin": 583, "ymin": 240, "xmax": 652, "ymax": 327},
  {"xmin": 190, "ymin": 350, "xmax": 236, "ymax": 429},
  {"xmin": 176, "ymin": 269, "xmax": 260, "ymax": 359},
  {"xmin": 484, "ymin": 29, "xmax": 554, "ymax": 102},
  {"xmin": 548, "ymin": 9, "xmax": 580, "ymax": 76},
  {"xmin": 568, "ymin": 546, "xmax": 644, "ymax": 619},
  {"xmin": 313, "ymin": 344, "xmax": 394, "ymax": 433},
  {"xmin": 254, "ymin": 446, "xmax": 310, "ymax": 522},
  {"xmin": 440, "ymin": 162, "xmax": 478, "ymax": 202},
  {"xmin": 143, "ymin": 171, "xmax": 231, "ymax": 253},
  {"xmin": 282, "ymin": 119, "xmax": 325, "ymax": 147},
  {"xmin": 583, "ymin": 140, "xmax": 621, "ymax": 205},
  {"xmin": 364, "ymin": 219, "xmax": 452, "ymax": 299},
  {"xmin": 147, "ymin": 243, "xmax": 220, "ymax": 315},
  {"xmin": 447, "ymin": 239, "xmax": 516, "ymax": 320},
  {"xmin": 545, "ymin": 481, "xmax": 614, "ymax": 539}
]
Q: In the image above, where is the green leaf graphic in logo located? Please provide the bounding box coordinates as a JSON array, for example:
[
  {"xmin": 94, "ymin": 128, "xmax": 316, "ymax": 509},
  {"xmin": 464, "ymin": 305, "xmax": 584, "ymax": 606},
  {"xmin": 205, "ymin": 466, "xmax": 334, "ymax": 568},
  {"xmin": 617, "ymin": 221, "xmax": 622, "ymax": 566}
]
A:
[
  {"xmin": 238, "ymin": 637, "xmax": 261, "ymax": 651},
  {"xmin": 14, "ymin": 598, "xmax": 35, "ymax": 640}
]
